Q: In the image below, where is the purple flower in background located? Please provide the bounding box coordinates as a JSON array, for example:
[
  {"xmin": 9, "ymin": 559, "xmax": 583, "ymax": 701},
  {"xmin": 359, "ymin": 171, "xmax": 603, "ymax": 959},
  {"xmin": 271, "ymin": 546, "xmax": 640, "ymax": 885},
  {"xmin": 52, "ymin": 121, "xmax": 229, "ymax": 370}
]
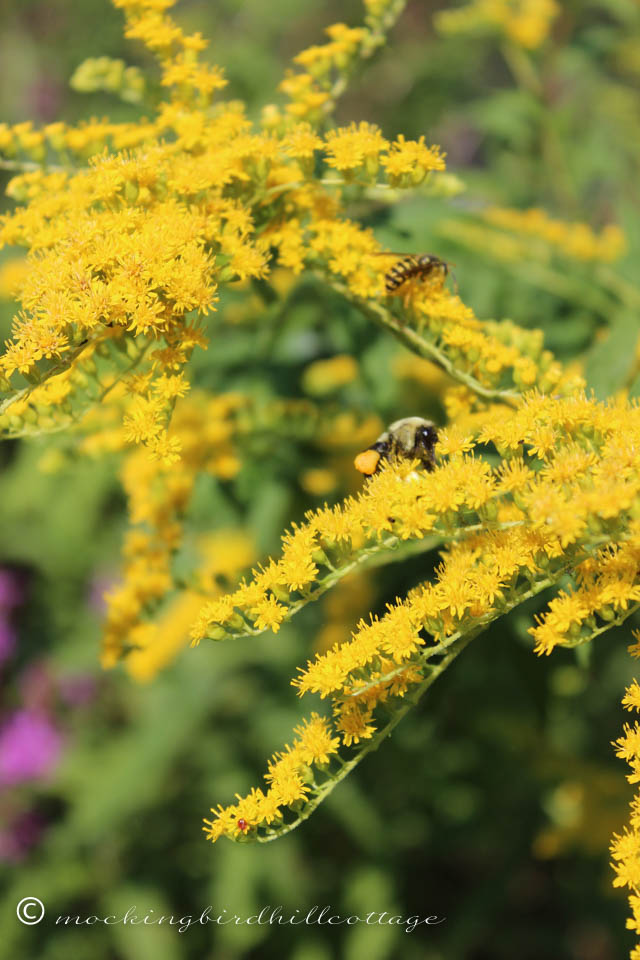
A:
[
  {"xmin": 0, "ymin": 710, "xmax": 63, "ymax": 786},
  {"xmin": 58, "ymin": 673, "xmax": 97, "ymax": 707}
]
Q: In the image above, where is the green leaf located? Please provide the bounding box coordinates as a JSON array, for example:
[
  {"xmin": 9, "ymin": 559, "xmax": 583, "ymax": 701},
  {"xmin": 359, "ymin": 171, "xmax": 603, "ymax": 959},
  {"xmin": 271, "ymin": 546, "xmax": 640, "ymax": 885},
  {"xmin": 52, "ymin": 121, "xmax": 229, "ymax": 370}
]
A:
[{"xmin": 584, "ymin": 311, "xmax": 638, "ymax": 398}]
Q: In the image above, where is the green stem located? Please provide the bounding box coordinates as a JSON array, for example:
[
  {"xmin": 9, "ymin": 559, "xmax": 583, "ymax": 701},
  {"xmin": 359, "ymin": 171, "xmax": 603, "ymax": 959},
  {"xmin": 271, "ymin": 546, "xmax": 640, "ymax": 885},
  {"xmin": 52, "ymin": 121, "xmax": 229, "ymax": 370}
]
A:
[
  {"xmin": 506, "ymin": 260, "xmax": 615, "ymax": 317},
  {"xmin": 0, "ymin": 335, "xmax": 151, "ymax": 439},
  {"xmin": 262, "ymin": 177, "xmax": 395, "ymax": 200},
  {"xmin": 563, "ymin": 601, "xmax": 640, "ymax": 649},
  {"xmin": 500, "ymin": 41, "xmax": 577, "ymax": 212},
  {"xmin": 326, "ymin": 277, "xmax": 521, "ymax": 407},
  {"xmin": 594, "ymin": 265, "xmax": 640, "ymax": 313},
  {"xmin": 500, "ymin": 42, "xmax": 542, "ymax": 97}
]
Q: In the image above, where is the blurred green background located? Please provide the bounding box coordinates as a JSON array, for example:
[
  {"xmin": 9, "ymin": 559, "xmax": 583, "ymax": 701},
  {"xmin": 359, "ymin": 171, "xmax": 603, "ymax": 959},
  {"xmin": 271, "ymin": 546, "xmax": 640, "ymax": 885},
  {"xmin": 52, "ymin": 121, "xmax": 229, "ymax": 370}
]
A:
[{"xmin": 2, "ymin": 1, "xmax": 640, "ymax": 958}]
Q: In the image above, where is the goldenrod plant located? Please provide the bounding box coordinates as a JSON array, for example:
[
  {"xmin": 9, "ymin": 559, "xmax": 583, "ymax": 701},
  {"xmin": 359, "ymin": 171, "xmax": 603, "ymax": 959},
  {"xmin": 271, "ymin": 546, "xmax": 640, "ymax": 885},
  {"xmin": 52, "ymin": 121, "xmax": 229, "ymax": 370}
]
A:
[{"xmin": 2, "ymin": 0, "xmax": 640, "ymax": 954}]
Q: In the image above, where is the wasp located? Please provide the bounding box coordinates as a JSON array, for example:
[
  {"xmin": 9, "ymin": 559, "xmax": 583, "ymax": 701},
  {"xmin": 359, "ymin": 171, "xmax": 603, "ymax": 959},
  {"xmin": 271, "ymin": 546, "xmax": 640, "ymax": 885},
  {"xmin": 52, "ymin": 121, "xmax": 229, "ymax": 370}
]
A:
[{"xmin": 376, "ymin": 252, "xmax": 452, "ymax": 295}]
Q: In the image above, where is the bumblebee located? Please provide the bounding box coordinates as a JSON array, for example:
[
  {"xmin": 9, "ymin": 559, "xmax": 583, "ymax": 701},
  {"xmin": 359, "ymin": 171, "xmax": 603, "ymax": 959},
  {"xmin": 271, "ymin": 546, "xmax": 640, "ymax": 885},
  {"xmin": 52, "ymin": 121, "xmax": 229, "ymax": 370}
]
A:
[
  {"xmin": 354, "ymin": 417, "xmax": 439, "ymax": 476},
  {"xmin": 381, "ymin": 253, "xmax": 450, "ymax": 295}
]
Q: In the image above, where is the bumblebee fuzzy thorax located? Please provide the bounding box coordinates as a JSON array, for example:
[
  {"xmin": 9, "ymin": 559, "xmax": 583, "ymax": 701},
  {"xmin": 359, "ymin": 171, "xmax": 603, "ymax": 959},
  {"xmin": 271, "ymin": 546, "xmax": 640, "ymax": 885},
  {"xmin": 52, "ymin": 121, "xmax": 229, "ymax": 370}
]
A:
[{"xmin": 354, "ymin": 417, "xmax": 439, "ymax": 476}]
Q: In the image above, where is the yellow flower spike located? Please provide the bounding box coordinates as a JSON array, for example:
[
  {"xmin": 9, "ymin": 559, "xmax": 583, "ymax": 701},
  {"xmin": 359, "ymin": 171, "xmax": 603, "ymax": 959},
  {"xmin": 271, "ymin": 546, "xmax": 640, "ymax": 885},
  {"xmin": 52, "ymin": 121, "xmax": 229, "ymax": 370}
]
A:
[
  {"xmin": 612, "ymin": 678, "xmax": 640, "ymax": 945},
  {"xmin": 482, "ymin": 206, "xmax": 626, "ymax": 263},
  {"xmin": 203, "ymin": 713, "xmax": 347, "ymax": 840},
  {"xmin": 277, "ymin": 6, "xmax": 405, "ymax": 123},
  {"xmin": 435, "ymin": 0, "xmax": 559, "ymax": 51}
]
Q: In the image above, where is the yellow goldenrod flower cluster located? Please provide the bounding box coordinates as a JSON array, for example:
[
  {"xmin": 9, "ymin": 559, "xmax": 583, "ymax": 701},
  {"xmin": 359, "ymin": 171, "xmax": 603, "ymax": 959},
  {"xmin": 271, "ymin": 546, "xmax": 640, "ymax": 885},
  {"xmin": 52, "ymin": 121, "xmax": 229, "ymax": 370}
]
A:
[
  {"xmin": 3, "ymin": 12, "xmax": 640, "ymax": 941},
  {"xmin": 204, "ymin": 712, "xmax": 341, "ymax": 842},
  {"xmin": 97, "ymin": 389, "xmax": 378, "ymax": 666},
  {"xmin": 531, "ymin": 541, "xmax": 640, "ymax": 656},
  {"xmin": 114, "ymin": 0, "xmax": 224, "ymax": 106},
  {"xmin": 195, "ymin": 391, "xmax": 640, "ymax": 650},
  {"xmin": 203, "ymin": 390, "xmax": 640, "ymax": 842},
  {"xmin": 0, "ymin": 0, "xmax": 450, "ymax": 462},
  {"xmin": 77, "ymin": 379, "xmax": 379, "ymax": 668},
  {"xmin": 324, "ymin": 121, "xmax": 388, "ymax": 176},
  {"xmin": 436, "ymin": 0, "xmax": 560, "ymax": 51},
  {"xmin": 416, "ymin": 296, "xmax": 573, "ymax": 396},
  {"xmin": 0, "ymin": 127, "xmax": 443, "ymax": 454},
  {"xmin": 483, "ymin": 207, "xmax": 627, "ymax": 263},
  {"xmin": 189, "ymin": 453, "xmax": 476, "ymax": 645},
  {"xmin": 440, "ymin": 209, "xmax": 626, "ymax": 272},
  {"xmin": 381, "ymin": 134, "xmax": 447, "ymax": 187},
  {"xmin": 0, "ymin": 332, "xmax": 149, "ymax": 440},
  {"xmin": 0, "ymin": 119, "xmax": 159, "ymax": 167},
  {"xmin": 321, "ymin": 124, "xmax": 446, "ymax": 187},
  {"xmin": 0, "ymin": 93, "xmax": 522, "ymax": 459},
  {"xmin": 101, "ymin": 391, "xmax": 248, "ymax": 667},
  {"xmin": 611, "ymin": 676, "xmax": 640, "ymax": 956},
  {"xmin": 125, "ymin": 530, "xmax": 255, "ymax": 682},
  {"xmin": 278, "ymin": 0, "xmax": 406, "ymax": 122}
]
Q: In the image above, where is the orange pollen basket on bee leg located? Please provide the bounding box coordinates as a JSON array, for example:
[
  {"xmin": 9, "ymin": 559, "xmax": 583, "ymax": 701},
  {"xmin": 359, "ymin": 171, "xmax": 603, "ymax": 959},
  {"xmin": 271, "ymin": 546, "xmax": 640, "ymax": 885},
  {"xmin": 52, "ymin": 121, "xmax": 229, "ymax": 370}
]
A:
[{"xmin": 354, "ymin": 449, "xmax": 381, "ymax": 475}]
